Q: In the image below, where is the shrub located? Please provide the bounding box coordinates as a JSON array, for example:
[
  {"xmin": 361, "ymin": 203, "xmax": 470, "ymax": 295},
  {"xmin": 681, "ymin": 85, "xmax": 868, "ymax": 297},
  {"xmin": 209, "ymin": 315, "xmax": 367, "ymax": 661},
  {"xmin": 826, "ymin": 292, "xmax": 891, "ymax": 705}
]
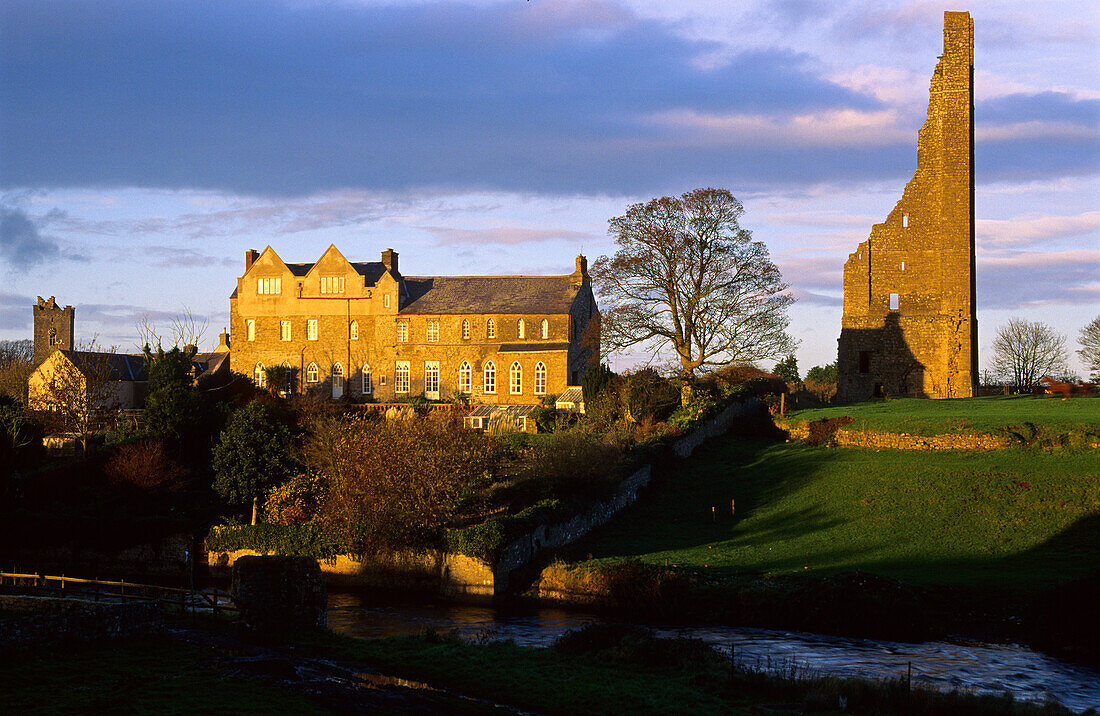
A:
[
  {"xmin": 622, "ymin": 368, "xmax": 679, "ymax": 424},
  {"xmin": 205, "ymin": 522, "xmax": 354, "ymax": 559},
  {"xmin": 582, "ymin": 362, "xmax": 615, "ymax": 405},
  {"xmin": 105, "ymin": 438, "xmax": 189, "ymax": 493},
  {"xmin": 265, "ymin": 472, "xmax": 328, "ymax": 525}
]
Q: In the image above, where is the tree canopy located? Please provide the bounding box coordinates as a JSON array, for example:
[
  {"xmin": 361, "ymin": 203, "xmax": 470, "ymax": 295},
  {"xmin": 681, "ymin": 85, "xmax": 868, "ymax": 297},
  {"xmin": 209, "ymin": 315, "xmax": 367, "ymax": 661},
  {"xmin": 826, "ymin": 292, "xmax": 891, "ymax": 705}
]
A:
[
  {"xmin": 1077, "ymin": 315, "xmax": 1100, "ymax": 382},
  {"xmin": 592, "ymin": 188, "xmax": 794, "ymax": 401},
  {"xmin": 991, "ymin": 319, "xmax": 1068, "ymax": 389},
  {"xmin": 212, "ymin": 400, "xmax": 297, "ymax": 524}
]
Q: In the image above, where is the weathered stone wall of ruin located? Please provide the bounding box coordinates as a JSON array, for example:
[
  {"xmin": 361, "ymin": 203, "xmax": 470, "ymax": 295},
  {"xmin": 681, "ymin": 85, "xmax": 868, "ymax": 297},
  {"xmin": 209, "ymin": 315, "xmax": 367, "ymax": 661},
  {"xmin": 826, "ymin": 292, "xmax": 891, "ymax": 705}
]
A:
[{"xmin": 838, "ymin": 11, "xmax": 977, "ymax": 402}]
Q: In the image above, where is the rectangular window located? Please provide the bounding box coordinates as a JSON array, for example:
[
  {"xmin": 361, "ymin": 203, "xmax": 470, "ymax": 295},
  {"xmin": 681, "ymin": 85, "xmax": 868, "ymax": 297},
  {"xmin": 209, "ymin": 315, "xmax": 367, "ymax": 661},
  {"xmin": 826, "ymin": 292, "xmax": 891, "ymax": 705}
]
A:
[
  {"xmin": 257, "ymin": 277, "xmax": 281, "ymax": 294},
  {"xmin": 395, "ymin": 361, "xmax": 410, "ymax": 394},
  {"xmin": 307, "ymin": 319, "xmax": 318, "ymax": 341},
  {"xmin": 320, "ymin": 276, "xmax": 345, "ymax": 294},
  {"xmin": 424, "ymin": 361, "xmax": 439, "ymax": 399},
  {"xmin": 384, "ymin": 294, "xmax": 391, "ymax": 308},
  {"xmin": 889, "ymin": 292, "xmax": 900, "ymax": 310},
  {"xmin": 246, "ymin": 320, "xmax": 255, "ymax": 341},
  {"xmin": 426, "ymin": 319, "xmax": 439, "ymax": 343},
  {"xmin": 397, "ymin": 321, "xmax": 408, "ymax": 342},
  {"xmin": 859, "ymin": 351, "xmax": 872, "ymax": 374},
  {"xmin": 902, "ymin": 213, "xmax": 909, "ymax": 228},
  {"xmin": 280, "ymin": 320, "xmax": 291, "ymax": 341}
]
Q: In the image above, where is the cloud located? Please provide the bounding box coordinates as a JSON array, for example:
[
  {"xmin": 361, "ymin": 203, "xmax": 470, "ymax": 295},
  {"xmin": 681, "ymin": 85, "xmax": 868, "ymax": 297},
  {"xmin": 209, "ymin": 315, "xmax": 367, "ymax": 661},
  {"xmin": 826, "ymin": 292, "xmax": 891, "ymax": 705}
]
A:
[
  {"xmin": 977, "ymin": 211, "xmax": 1100, "ymax": 248},
  {"xmin": 0, "ymin": 292, "xmax": 33, "ymax": 330},
  {"xmin": 0, "ymin": 206, "xmax": 60, "ymax": 267},
  {"xmin": 421, "ymin": 225, "xmax": 596, "ymax": 246},
  {"xmin": 977, "ymin": 248, "xmax": 1100, "ymax": 309}
]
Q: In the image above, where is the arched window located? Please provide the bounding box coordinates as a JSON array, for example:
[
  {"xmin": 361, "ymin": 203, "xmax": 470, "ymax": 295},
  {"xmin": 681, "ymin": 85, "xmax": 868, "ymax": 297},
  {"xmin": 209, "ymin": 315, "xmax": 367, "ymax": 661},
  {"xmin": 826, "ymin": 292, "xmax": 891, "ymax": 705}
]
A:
[
  {"xmin": 483, "ymin": 361, "xmax": 496, "ymax": 394},
  {"xmin": 253, "ymin": 362, "xmax": 265, "ymax": 387},
  {"xmin": 306, "ymin": 362, "xmax": 319, "ymax": 383},
  {"xmin": 510, "ymin": 362, "xmax": 522, "ymax": 394},
  {"xmin": 362, "ymin": 365, "xmax": 372, "ymax": 394},
  {"xmin": 517, "ymin": 319, "xmax": 525, "ymax": 339},
  {"xmin": 247, "ymin": 320, "xmax": 256, "ymax": 341},
  {"xmin": 486, "ymin": 318, "xmax": 495, "ymax": 339},
  {"xmin": 534, "ymin": 362, "xmax": 547, "ymax": 395},
  {"xmin": 332, "ymin": 363, "xmax": 343, "ymax": 386},
  {"xmin": 458, "ymin": 360, "xmax": 472, "ymax": 394},
  {"xmin": 462, "ymin": 319, "xmax": 470, "ymax": 340},
  {"xmin": 350, "ymin": 320, "xmax": 359, "ymax": 340},
  {"xmin": 540, "ymin": 319, "xmax": 548, "ymax": 339}
]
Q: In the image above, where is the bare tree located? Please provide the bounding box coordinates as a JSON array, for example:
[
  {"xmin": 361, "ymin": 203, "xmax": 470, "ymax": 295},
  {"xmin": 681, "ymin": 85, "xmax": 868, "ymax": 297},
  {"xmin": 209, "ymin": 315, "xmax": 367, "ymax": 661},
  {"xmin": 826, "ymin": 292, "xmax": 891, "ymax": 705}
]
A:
[
  {"xmin": 592, "ymin": 188, "xmax": 795, "ymax": 404},
  {"xmin": 33, "ymin": 343, "xmax": 123, "ymax": 454},
  {"xmin": 1077, "ymin": 315, "xmax": 1100, "ymax": 382},
  {"xmin": 0, "ymin": 339, "xmax": 34, "ymax": 402},
  {"xmin": 991, "ymin": 319, "xmax": 1068, "ymax": 390},
  {"xmin": 136, "ymin": 307, "xmax": 208, "ymax": 351}
]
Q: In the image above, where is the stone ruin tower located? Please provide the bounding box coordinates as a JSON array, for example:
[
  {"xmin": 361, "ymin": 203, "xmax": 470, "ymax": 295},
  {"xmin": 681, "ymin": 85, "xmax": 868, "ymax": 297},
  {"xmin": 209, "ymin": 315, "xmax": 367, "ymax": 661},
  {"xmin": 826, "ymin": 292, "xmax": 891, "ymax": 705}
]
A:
[
  {"xmin": 33, "ymin": 296, "xmax": 75, "ymax": 366},
  {"xmin": 837, "ymin": 11, "xmax": 977, "ymax": 401}
]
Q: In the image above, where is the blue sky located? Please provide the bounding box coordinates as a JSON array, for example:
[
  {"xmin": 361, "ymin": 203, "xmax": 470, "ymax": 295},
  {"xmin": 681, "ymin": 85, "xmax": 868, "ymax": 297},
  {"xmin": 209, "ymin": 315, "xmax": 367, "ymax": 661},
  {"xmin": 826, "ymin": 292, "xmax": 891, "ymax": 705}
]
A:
[{"xmin": 1, "ymin": 0, "xmax": 1097, "ymax": 375}]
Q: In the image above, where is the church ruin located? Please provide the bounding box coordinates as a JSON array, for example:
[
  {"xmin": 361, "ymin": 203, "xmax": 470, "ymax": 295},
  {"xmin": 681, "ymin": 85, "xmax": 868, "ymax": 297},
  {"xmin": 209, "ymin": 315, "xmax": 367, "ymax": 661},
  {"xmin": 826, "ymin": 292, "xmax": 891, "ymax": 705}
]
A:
[{"xmin": 837, "ymin": 11, "xmax": 978, "ymax": 401}]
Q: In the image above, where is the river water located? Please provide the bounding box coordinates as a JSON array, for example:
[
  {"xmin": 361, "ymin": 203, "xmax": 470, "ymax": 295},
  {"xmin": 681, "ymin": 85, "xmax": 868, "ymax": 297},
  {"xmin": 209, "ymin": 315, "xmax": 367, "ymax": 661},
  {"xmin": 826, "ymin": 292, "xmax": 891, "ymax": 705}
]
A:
[{"xmin": 327, "ymin": 591, "xmax": 1100, "ymax": 713}]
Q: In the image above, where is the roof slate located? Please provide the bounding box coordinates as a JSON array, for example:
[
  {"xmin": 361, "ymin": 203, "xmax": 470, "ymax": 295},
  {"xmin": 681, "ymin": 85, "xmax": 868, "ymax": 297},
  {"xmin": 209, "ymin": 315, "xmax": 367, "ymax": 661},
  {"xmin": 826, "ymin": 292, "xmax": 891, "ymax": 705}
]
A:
[
  {"xmin": 60, "ymin": 351, "xmax": 148, "ymax": 382},
  {"xmin": 400, "ymin": 276, "xmax": 578, "ymax": 315}
]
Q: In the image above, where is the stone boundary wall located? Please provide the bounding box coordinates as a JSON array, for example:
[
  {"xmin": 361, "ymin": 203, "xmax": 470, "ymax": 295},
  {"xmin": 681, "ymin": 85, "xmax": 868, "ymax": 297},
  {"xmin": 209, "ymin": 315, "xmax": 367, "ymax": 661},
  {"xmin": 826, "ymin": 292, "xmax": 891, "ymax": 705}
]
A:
[
  {"xmin": 6, "ymin": 533, "xmax": 194, "ymax": 579},
  {"xmin": 781, "ymin": 421, "xmax": 1009, "ymax": 451},
  {"xmin": 0, "ymin": 596, "xmax": 164, "ymax": 652},
  {"xmin": 208, "ymin": 398, "xmax": 762, "ymax": 599}
]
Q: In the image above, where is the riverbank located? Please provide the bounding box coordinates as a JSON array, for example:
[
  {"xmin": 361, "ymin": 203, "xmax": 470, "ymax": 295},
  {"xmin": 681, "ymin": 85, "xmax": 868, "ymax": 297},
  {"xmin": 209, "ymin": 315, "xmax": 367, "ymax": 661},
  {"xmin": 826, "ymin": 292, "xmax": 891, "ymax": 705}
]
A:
[{"xmin": 1, "ymin": 609, "xmax": 1091, "ymax": 715}]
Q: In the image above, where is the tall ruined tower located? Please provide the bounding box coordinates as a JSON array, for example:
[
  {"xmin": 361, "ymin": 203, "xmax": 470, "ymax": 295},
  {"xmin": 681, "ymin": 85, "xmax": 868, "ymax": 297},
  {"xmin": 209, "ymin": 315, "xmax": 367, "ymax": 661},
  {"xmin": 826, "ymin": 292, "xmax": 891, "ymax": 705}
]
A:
[
  {"xmin": 33, "ymin": 296, "xmax": 75, "ymax": 366},
  {"xmin": 837, "ymin": 11, "xmax": 977, "ymax": 401}
]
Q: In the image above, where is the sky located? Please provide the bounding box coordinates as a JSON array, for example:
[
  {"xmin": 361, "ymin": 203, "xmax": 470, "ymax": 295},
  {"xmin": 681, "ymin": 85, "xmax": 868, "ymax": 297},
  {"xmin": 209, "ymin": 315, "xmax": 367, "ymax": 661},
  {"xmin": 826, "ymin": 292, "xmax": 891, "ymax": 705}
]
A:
[{"xmin": 1, "ymin": 0, "xmax": 1097, "ymax": 376}]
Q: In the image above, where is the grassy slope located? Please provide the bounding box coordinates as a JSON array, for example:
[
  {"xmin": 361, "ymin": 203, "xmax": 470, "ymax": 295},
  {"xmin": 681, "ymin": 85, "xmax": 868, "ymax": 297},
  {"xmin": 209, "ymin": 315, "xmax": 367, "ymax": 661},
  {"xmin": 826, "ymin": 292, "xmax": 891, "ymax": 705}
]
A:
[
  {"xmin": 565, "ymin": 437, "xmax": 1100, "ymax": 593},
  {"xmin": 784, "ymin": 394, "xmax": 1100, "ymax": 439}
]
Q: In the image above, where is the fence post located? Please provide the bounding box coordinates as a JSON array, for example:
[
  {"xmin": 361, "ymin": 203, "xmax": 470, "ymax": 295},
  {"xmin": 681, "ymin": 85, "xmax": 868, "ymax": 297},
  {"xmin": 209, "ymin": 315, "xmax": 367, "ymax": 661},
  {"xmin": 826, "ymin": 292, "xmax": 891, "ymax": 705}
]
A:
[{"xmin": 121, "ymin": 578, "xmax": 126, "ymax": 602}]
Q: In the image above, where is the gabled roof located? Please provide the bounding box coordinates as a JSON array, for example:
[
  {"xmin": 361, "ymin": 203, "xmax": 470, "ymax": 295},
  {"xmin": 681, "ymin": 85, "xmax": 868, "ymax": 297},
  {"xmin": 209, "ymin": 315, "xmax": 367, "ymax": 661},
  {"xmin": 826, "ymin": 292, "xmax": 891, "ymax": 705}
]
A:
[
  {"xmin": 400, "ymin": 276, "xmax": 579, "ymax": 315},
  {"xmin": 59, "ymin": 351, "xmax": 147, "ymax": 382},
  {"xmin": 469, "ymin": 404, "xmax": 537, "ymax": 418},
  {"xmin": 556, "ymin": 387, "xmax": 584, "ymax": 405},
  {"xmin": 193, "ymin": 352, "xmax": 230, "ymax": 375}
]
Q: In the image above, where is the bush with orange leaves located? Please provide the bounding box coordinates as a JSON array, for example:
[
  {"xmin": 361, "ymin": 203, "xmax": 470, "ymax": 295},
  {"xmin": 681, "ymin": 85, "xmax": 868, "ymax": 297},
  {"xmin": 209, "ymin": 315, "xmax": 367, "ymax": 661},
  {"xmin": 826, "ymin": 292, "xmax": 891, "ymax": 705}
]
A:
[{"xmin": 105, "ymin": 438, "xmax": 188, "ymax": 493}]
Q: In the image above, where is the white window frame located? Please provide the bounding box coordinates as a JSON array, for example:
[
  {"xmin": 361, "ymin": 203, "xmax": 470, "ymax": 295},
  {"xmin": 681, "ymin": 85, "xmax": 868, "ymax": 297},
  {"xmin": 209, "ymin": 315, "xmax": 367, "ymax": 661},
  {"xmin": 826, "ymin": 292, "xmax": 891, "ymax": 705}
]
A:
[
  {"xmin": 517, "ymin": 319, "xmax": 525, "ymax": 339},
  {"xmin": 332, "ymin": 362, "xmax": 344, "ymax": 387},
  {"xmin": 397, "ymin": 321, "xmax": 409, "ymax": 342},
  {"xmin": 321, "ymin": 276, "xmax": 345, "ymax": 294},
  {"xmin": 510, "ymin": 362, "xmax": 522, "ymax": 395},
  {"xmin": 307, "ymin": 319, "xmax": 318, "ymax": 341},
  {"xmin": 486, "ymin": 318, "xmax": 495, "ymax": 339},
  {"xmin": 462, "ymin": 319, "xmax": 470, "ymax": 340},
  {"xmin": 395, "ymin": 361, "xmax": 410, "ymax": 394},
  {"xmin": 384, "ymin": 294, "xmax": 391, "ymax": 308},
  {"xmin": 534, "ymin": 362, "xmax": 547, "ymax": 395},
  {"xmin": 458, "ymin": 360, "xmax": 472, "ymax": 395},
  {"xmin": 362, "ymin": 365, "xmax": 372, "ymax": 394},
  {"xmin": 483, "ymin": 361, "xmax": 496, "ymax": 394},
  {"xmin": 254, "ymin": 362, "xmax": 266, "ymax": 387},
  {"xmin": 424, "ymin": 360, "xmax": 440, "ymax": 399},
  {"xmin": 246, "ymin": 319, "xmax": 256, "ymax": 341},
  {"xmin": 350, "ymin": 320, "xmax": 359, "ymax": 340},
  {"xmin": 280, "ymin": 320, "xmax": 291, "ymax": 341},
  {"xmin": 257, "ymin": 277, "xmax": 282, "ymax": 295},
  {"xmin": 306, "ymin": 362, "xmax": 320, "ymax": 383},
  {"xmin": 540, "ymin": 319, "xmax": 548, "ymax": 339},
  {"xmin": 426, "ymin": 319, "xmax": 439, "ymax": 343}
]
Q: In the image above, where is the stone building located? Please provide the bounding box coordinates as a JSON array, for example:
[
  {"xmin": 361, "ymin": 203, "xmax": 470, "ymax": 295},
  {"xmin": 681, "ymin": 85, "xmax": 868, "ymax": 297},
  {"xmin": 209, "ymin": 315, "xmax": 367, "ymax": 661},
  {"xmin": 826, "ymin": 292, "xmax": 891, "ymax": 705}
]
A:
[
  {"xmin": 837, "ymin": 11, "xmax": 978, "ymax": 401},
  {"xmin": 229, "ymin": 246, "xmax": 599, "ymax": 404},
  {"xmin": 33, "ymin": 296, "xmax": 74, "ymax": 366}
]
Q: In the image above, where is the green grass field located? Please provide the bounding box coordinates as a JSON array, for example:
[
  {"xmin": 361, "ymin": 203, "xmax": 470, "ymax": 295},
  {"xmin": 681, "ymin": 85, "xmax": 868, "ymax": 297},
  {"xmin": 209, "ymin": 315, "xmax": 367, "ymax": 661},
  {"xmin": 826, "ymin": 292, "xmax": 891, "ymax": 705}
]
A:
[
  {"xmin": 785, "ymin": 394, "xmax": 1100, "ymax": 440},
  {"xmin": 566, "ymin": 438, "xmax": 1100, "ymax": 593}
]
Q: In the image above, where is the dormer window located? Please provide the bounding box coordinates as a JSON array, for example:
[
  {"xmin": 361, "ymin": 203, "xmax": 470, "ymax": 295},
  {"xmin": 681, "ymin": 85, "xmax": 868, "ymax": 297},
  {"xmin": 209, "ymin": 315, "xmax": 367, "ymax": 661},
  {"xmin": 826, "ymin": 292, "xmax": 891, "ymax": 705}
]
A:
[
  {"xmin": 258, "ymin": 277, "xmax": 281, "ymax": 294},
  {"xmin": 321, "ymin": 276, "xmax": 345, "ymax": 294}
]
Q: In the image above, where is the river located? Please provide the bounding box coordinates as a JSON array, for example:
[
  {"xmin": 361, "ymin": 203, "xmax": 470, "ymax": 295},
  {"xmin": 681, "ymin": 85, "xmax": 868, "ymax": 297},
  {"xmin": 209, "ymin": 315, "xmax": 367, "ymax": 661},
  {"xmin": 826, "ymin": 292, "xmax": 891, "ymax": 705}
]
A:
[{"xmin": 327, "ymin": 591, "xmax": 1100, "ymax": 713}]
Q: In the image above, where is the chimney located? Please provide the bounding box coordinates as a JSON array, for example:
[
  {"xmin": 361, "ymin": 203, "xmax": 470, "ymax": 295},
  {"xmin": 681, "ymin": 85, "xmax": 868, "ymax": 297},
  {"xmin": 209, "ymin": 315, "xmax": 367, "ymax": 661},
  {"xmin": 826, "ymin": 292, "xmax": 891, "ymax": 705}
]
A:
[
  {"xmin": 215, "ymin": 328, "xmax": 231, "ymax": 353},
  {"xmin": 245, "ymin": 249, "xmax": 259, "ymax": 271},
  {"xmin": 571, "ymin": 254, "xmax": 589, "ymax": 287},
  {"xmin": 381, "ymin": 248, "xmax": 399, "ymax": 276}
]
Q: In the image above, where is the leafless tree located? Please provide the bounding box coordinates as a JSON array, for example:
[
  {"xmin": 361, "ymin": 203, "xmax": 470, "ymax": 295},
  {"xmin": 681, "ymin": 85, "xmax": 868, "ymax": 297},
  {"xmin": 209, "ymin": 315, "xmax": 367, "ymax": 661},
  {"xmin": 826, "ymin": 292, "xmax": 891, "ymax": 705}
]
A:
[
  {"xmin": 0, "ymin": 339, "xmax": 34, "ymax": 402},
  {"xmin": 136, "ymin": 307, "xmax": 208, "ymax": 351},
  {"xmin": 991, "ymin": 319, "xmax": 1068, "ymax": 390},
  {"xmin": 592, "ymin": 188, "xmax": 795, "ymax": 404},
  {"xmin": 35, "ymin": 342, "xmax": 122, "ymax": 454},
  {"xmin": 1077, "ymin": 315, "xmax": 1100, "ymax": 382}
]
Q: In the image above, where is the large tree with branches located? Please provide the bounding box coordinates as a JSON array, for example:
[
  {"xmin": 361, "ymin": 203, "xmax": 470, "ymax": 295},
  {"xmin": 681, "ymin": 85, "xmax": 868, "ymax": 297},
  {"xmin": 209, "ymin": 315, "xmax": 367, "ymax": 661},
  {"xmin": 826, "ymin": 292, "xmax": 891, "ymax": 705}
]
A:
[
  {"xmin": 592, "ymin": 188, "xmax": 794, "ymax": 404},
  {"xmin": 991, "ymin": 318, "xmax": 1068, "ymax": 389}
]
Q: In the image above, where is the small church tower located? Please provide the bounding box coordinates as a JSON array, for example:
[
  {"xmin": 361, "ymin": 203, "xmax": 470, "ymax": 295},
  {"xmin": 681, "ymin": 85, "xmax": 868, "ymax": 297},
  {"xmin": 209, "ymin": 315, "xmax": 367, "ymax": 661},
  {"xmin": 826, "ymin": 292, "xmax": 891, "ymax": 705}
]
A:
[{"xmin": 33, "ymin": 296, "xmax": 74, "ymax": 366}]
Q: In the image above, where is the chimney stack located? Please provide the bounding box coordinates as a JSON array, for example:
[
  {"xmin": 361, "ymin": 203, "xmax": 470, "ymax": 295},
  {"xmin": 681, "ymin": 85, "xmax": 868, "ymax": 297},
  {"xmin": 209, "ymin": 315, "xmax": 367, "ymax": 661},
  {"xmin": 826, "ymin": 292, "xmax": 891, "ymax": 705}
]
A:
[
  {"xmin": 245, "ymin": 249, "xmax": 259, "ymax": 271},
  {"xmin": 215, "ymin": 328, "xmax": 231, "ymax": 353},
  {"xmin": 381, "ymin": 248, "xmax": 399, "ymax": 276},
  {"xmin": 571, "ymin": 254, "xmax": 589, "ymax": 286}
]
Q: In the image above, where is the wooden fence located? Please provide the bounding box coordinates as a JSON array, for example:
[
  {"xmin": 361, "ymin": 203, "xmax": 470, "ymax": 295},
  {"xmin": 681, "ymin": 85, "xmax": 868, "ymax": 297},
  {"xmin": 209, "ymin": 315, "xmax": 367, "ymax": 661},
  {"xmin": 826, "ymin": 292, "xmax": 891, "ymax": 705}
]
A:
[{"xmin": 0, "ymin": 571, "xmax": 237, "ymax": 616}]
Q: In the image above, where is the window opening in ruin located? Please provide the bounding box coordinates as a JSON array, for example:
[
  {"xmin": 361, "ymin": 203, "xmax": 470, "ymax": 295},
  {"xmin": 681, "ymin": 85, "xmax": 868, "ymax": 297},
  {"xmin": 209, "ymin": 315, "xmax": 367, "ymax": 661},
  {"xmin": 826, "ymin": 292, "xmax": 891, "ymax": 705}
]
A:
[
  {"xmin": 889, "ymin": 292, "xmax": 900, "ymax": 310},
  {"xmin": 859, "ymin": 351, "xmax": 872, "ymax": 374},
  {"xmin": 901, "ymin": 261, "xmax": 906, "ymax": 271}
]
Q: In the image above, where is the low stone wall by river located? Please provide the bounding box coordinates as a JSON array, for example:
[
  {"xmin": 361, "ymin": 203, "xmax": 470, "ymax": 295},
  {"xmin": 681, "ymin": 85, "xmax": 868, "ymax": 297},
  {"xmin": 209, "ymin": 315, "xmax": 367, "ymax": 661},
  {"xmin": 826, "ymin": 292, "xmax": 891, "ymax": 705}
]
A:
[
  {"xmin": 0, "ymin": 596, "xmax": 164, "ymax": 652},
  {"xmin": 780, "ymin": 421, "xmax": 1010, "ymax": 450}
]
